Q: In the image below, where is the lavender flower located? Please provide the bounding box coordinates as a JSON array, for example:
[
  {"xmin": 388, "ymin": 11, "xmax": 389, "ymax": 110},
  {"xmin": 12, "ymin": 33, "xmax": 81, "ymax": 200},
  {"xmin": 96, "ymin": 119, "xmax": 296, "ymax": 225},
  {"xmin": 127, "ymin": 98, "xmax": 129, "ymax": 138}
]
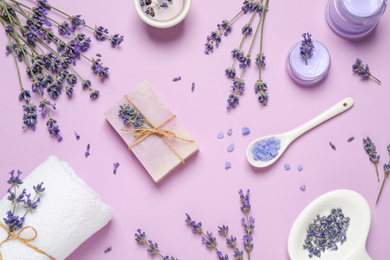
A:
[
  {"xmin": 58, "ymin": 21, "xmax": 73, "ymax": 35},
  {"xmin": 300, "ymin": 33, "xmax": 314, "ymax": 65},
  {"xmin": 7, "ymin": 170, "xmax": 23, "ymax": 188},
  {"xmin": 65, "ymin": 86, "xmax": 74, "ymax": 96},
  {"xmin": 135, "ymin": 229, "xmax": 177, "ymax": 259},
  {"xmin": 85, "ymin": 144, "xmax": 91, "ymax": 157},
  {"xmin": 202, "ymin": 231, "xmax": 217, "ymax": 249},
  {"xmin": 33, "ymin": 182, "xmax": 45, "ymax": 194},
  {"xmin": 239, "ymin": 55, "xmax": 251, "ymax": 69},
  {"xmin": 239, "ymin": 189, "xmax": 254, "ymax": 257},
  {"xmin": 231, "ymin": 48, "xmax": 244, "ymax": 62},
  {"xmin": 113, "ymin": 162, "xmax": 120, "ymax": 174},
  {"xmin": 255, "ymin": 53, "xmax": 266, "ymax": 67},
  {"xmin": 24, "ymin": 194, "xmax": 40, "ymax": 212},
  {"xmin": 227, "ymin": 94, "xmax": 239, "ymax": 110},
  {"xmin": 225, "ymin": 67, "xmax": 236, "ymax": 78},
  {"xmin": 363, "ymin": 137, "xmax": 380, "ymax": 182},
  {"xmin": 7, "ymin": 188, "xmax": 26, "ymax": 205},
  {"xmin": 241, "ymin": 23, "xmax": 252, "ymax": 35},
  {"xmin": 118, "ymin": 104, "xmax": 145, "ymax": 128},
  {"xmin": 241, "ymin": 0, "xmax": 257, "ymax": 13},
  {"xmin": 218, "ymin": 225, "xmax": 229, "ymax": 236},
  {"xmin": 217, "ymin": 252, "xmax": 229, "ymax": 260},
  {"xmin": 3, "ymin": 211, "xmax": 25, "ymax": 232},
  {"xmin": 18, "ymin": 89, "xmax": 31, "ymax": 101},
  {"xmin": 47, "ymin": 118, "xmax": 62, "ymax": 142},
  {"xmin": 69, "ymin": 15, "xmax": 85, "ymax": 30},
  {"xmin": 352, "ymin": 58, "xmax": 381, "ymax": 83},
  {"xmin": 205, "ymin": 31, "xmax": 222, "ymax": 54},
  {"xmin": 110, "ymin": 34, "xmax": 124, "ymax": 47},
  {"xmin": 22, "ymin": 102, "xmax": 38, "ymax": 130},
  {"xmin": 89, "ymin": 89, "xmax": 100, "ymax": 99},
  {"xmin": 218, "ymin": 20, "xmax": 233, "ymax": 36},
  {"xmin": 94, "ymin": 26, "xmax": 109, "ymax": 41},
  {"xmin": 231, "ymin": 78, "xmax": 245, "ymax": 94},
  {"xmin": 82, "ymin": 79, "xmax": 92, "ymax": 89},
  {"xmin": 254, "ymin": 80, "xmax": 268, "ymax": 105}
]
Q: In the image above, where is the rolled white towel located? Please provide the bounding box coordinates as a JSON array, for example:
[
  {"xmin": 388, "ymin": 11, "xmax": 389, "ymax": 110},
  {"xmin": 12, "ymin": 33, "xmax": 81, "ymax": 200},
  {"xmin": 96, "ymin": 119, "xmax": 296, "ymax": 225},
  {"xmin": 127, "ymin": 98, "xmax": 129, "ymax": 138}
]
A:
[{"xmin": 0, "ymin": 155, "xmax": 113, "ymax": 260}]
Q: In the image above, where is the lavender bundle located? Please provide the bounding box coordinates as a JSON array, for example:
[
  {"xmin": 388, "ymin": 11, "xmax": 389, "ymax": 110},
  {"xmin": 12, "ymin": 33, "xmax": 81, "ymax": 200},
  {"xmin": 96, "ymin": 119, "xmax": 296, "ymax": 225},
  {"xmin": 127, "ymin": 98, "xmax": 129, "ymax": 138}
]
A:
[
  {"xmin": 184, "ymin": 189, "xmax": 255, "ymax": 260},
  {"xmin": 135, "ymin": 229, "xmax": 178, "ymax": 260},
  {"xmin": 204, "ymin": 0, "xmax": 270, "ymax": 110},
  {"xmin": 0, "ymin": 0, "xmax": 124, "ymax": 141}
]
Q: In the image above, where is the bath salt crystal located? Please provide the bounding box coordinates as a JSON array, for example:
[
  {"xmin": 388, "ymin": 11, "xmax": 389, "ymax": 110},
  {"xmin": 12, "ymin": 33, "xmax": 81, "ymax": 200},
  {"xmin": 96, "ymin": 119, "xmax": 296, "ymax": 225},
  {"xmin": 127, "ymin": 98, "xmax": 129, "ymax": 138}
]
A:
[
  {"xmin": 251, "ymin": 136, "xmax": 281, "ymax": 162},
  {"xmin": 227, "ymin": 129, "xmax": 233, "ymax": 136},
  {"xmin": 242, "ymin": 127, "xmax": 250, "ymax": 135},
  {"xmin": 217, "ymin": 132, "xmax": 224, "ymax": 139},
  {"xmin": 284, "ymin": 164, "xmax": 290, "ymax": 170},
  {"xmin": 297, "ymin": 165, "xmax": 303, "ymax": 171},
  {"xmin": 225, "ymin": 162, "xmax": 232, "ymax": 169},
  {"xmin": 227, "ymin": 143, "xmax": 235, "ymax": 152},
  {"xmin": 300, "ymin": 184, "xmax": 306, "ymax": 191}
]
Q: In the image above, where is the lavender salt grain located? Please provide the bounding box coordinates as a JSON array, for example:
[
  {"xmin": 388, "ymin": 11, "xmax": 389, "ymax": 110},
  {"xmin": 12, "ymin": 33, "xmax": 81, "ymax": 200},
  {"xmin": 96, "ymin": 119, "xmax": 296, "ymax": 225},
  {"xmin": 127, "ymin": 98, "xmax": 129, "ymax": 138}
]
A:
[{"xmin": 227, "ymin": 143, "xmax": 235, "ymax": 152}]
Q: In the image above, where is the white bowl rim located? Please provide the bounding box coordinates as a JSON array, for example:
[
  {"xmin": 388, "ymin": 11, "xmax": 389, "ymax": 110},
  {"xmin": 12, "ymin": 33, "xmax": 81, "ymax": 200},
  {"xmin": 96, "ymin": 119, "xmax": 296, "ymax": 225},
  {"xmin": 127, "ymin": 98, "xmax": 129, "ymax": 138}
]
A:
[{"xmin": 134, "ymin": 0, "xmax": 192, "ymax": 28}]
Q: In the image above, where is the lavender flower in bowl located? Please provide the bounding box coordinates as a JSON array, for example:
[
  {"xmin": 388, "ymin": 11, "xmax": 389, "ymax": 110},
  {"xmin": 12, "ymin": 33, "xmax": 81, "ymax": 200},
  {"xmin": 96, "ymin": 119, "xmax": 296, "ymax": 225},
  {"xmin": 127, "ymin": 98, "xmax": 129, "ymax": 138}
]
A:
[{"xmin": 134, "ymin": 0, "xmax": 192, "ymax": 28}]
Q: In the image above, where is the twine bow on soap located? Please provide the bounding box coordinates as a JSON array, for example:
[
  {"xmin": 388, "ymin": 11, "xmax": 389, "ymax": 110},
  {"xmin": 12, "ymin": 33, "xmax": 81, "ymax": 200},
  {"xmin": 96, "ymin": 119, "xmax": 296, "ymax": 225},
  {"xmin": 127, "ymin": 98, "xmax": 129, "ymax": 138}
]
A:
[
  {"xmin": 0, "ymin": 221, "xmax": 55, "ymax": 260},
  {"xmin": 121, "ymin": 94, "xmax": 195, "ymax": 164}
]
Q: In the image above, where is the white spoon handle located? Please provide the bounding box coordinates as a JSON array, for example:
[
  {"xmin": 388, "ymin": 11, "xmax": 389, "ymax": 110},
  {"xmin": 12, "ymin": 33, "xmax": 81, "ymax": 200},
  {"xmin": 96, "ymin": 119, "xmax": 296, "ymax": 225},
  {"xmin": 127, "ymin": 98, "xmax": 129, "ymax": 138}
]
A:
[{"xmin": 287, "ymin": 97, "xmax": 354, "ymax": 140}]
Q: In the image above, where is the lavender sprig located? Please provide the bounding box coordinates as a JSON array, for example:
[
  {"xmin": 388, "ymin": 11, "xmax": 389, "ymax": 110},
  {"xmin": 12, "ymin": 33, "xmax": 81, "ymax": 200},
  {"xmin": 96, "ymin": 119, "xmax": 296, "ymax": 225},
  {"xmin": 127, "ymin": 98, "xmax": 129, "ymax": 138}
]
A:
[
  {"xmin": 239, "ymin": 189, "xmax": 254, "ymax": 259},
  {"xmin": 376, "ymin": 145, "xmax": 390, "ymax": 204},
  {"xmin": 218, "ymin": 225, "xmax": 243, "ymax": 260},
  {"xmin": 363, "ymin": 137, "xmax": 380, "ymax": 182},
  {"xmin": 300, "ymin": 32, "xmax": 314, "ymax": 65},
  {"xmin": 4, "ymin": 170, "xmax": 44, "ymax": 233},
  {"xmin": 185, "ymin": 213, "xmax": 228, "ymax": 259},
  {"xmin": 135, "ymin": 229, "xmax": 178, "ymax": 260},
  {"xmin": 352, "ymin": 58, "xmax": 381, "ymax": 84}
]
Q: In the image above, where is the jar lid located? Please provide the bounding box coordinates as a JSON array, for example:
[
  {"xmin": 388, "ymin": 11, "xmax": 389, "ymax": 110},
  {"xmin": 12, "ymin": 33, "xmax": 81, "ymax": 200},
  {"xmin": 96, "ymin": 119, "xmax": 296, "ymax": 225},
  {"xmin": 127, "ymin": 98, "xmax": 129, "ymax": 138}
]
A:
[{"xmin": 286, "ymin": 40, "xmax": 331, "ymax": 86}]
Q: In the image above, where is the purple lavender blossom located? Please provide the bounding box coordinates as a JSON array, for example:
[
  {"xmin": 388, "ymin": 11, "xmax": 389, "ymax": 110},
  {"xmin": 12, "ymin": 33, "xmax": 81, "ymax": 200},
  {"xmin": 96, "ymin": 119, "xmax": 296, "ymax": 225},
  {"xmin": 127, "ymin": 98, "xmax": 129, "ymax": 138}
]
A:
[
  {"xmin": 58, "ymin": 21, "xmax": 73, "ymax": 36},
  {"xmin": 113, "ymin": 162, "xmax": 120, "ymax": 174},
  {"xmin": 33, "ymin": 182, "xmax": 45, "ymax": 194},
  {"xmin": 225, "ymin": 67, "xmax": 236, "ymax": 78},
  {"xmin": 352, "ymin": 58, "xmax": 381, "ymax": 83},
  {"xmin": 135, "ymin": 229, "xmax": 147, "ymax": 243},
  {"xmin": 300, "ymin": 33, "xmax": 314, "ymax": 65},
  {"xmin": 254, "ymin": 80, "xmax": 268, "ymax": 105},
  {"xmin": 22, "ymin": 102, "xmax": 38, "ymax": 130},
  {"xmin": 85, "ymin": 144, "xmax": 91, "ymax": 157},
  {"xmin": 94, "ymin": 26, "xmax": 109, "ymax": 41},
  {"xmin": 231, "ymin": 78, "xmax": 245, "ymax": 94},
  {"xmin": 363, "ymin": 137, "xmax": 380, "ymax": 182},
  {"xmin": 217, "ymin": 252, "xmax": 229, "ymax": 260},
  {"xmin": 47, "ymin": 82, "xmax": 62, "ymax": 98},
  {"xmin": 65, "ymin": 86, "xmax": 74, "ymax": 96},
  {"xmin": 82, "ymin": 79, "xmax": 92, "ymax": 89},
  {"xmin": 205, "ymin": 31, "xmax": 222, "ymax": 54},
  {"xmin": 3, "ymin": 211, "xmax": 25, "ymax": 232},
  {"xmin": 242, "ymin": 0, "xmax": 257, "ymax": 13},
  {"xmin": 239, "ymin": 55, "xmax": 251, "ymax": 69},
  {"xmin": 242, "ymin": 23, "xmax": 253, "ymax": 35},
  {"xmin": 202, "ymin": 231, "xmax": 217, "ymax": 248},
  {"xmin": 231, "ymin": 48, "xmax": 245, "ymax": 62},
  {"xmin": 7, "ymin": 188, "xmax": 26, "ymax": 205},
  {"xmin": 218, "ymin": 20, "xmax": 233, "ymax": 36},
  {"xmin": 18, "ymin": 89, "xmax": 31, "ymax": 101},
  {"xmin": 218, "ymin": 225, "xmax": 229, "ymax": 236},
  {"xmin": 255, "ymin": 53, "xmax": 266, "ymax": 67},
  {"xmin": 69, "ymin": 15, "xmax": 85, "ymax": 30},
  {"xmin": 110, "ymin": 34, "xmax": 124, "ymax": 47},
  {"xmin": 47, "ymin": 118, "xmax": 62, "ymax": 142},
  {"xmin": 227, "ymin": 94, "xmax": 239, "ymax": 110},
  {"xmin": 24, "ymin": 194, "xmax": 40, "ymax": 212},
  {"xmin": 38, "ymin": 99, "xmax": 55, "ymax": 117},
  {"xmin": 89, "ymin": 89, "xmax": 100, "ymax": 99}
]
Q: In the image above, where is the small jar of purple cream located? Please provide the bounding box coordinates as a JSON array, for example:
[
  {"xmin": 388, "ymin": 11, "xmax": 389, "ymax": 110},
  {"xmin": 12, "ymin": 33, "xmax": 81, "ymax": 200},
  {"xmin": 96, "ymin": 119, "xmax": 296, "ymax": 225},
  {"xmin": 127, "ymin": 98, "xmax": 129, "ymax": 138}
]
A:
[
  {"xmin": 326, "ymin": 0, "xmax": 387, "ymax": 39},
  {"xmin": 286, "ymin": 37, "xmax": 331, "ymax": 86}
]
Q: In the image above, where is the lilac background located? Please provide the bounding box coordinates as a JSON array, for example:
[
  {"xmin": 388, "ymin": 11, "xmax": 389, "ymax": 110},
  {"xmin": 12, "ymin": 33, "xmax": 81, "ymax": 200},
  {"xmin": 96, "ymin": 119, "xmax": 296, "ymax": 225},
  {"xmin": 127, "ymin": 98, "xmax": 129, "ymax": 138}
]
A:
[{"xmin": 0, "ymin": 0, "xmax": 389, "ymax": 259}]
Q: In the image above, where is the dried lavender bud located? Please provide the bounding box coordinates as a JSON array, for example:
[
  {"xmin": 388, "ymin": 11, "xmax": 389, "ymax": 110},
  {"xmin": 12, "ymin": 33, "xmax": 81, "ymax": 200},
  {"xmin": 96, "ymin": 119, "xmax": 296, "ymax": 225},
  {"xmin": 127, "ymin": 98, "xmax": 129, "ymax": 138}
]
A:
[
  {"xmin": 329, "ymin": 142, "xmax": 336, "ymax": 151},
  {"xmin": 191, "ymin": 82, "xmax": 195, "ymax": 92},
  {"xmin": 113, "ymin": 162, "xmax": 120, "ymax": 174},
  {"xmin": 85, "ymin": 144, "xmax": 90, "ymax": 157},
  {"xmin": 347, "ymin": 137, "xmax": 354, "ymax": 142},
  {"xmin": 172, "ymin": 77, "xmax": 181, "ymax": 82},
  {"xmin": 303, "ymin": 208, "xmax": 350, "ymax": 258},
  {"xmin": 74, "ymin": 131, "xmax": 80, "ymax": 140},
  {"xmin": 104, "ymin": 247, "xmax": 112, "ymax": 253}
]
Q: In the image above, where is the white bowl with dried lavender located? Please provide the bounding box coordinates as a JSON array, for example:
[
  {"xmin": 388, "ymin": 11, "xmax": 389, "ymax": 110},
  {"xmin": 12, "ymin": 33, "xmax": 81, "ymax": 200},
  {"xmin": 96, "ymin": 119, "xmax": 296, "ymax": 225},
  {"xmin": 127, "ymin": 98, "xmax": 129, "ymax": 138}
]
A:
[
  {"xmin": 288, "ymin": 190, "xmax": 372, "ymax": 260},
  {"xmin": 134, "ymin": 0, "xmax": 191, "ymax": 28}
]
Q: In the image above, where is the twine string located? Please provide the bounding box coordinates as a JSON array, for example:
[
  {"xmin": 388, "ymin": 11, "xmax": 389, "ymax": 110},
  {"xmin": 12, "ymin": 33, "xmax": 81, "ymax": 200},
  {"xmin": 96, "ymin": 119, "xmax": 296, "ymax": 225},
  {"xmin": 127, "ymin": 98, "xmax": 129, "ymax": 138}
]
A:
[
  {"xmin": 0, "ymin": 221, "xmax": 55, "ymax": 260},
  {"xmin": 121, "ymin": 95, "xmax": 194, "ymax": 164}
]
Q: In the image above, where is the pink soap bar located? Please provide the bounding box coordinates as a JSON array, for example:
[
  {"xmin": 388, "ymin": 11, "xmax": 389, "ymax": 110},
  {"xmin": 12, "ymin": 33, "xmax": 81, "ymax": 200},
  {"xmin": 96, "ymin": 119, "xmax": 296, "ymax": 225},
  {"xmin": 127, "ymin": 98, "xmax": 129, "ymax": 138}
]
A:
[{"xmin": 104, "ymin": 81, "xmax": 199, "ymax": 183}]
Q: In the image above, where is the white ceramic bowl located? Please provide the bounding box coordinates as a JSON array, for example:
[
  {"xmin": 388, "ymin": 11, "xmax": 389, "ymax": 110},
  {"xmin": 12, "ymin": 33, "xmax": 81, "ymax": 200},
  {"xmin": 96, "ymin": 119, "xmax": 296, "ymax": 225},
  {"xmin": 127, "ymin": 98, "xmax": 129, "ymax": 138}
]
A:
[
  {"xmin": 134, "ymin": 0, "xmax": 192, "ymax": 28},
  {"xmin": 288, "ymin": 189, "xmax": 372, "ymax": 260}
]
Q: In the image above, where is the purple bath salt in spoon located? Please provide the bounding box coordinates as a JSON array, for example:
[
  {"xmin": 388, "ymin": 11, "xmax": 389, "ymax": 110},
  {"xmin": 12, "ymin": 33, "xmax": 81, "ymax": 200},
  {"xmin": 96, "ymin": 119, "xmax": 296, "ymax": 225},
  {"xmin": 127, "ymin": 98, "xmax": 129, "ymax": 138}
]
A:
[{"xmin": 246, "ymin": 97, "xmax": 354, "ymax": 168}]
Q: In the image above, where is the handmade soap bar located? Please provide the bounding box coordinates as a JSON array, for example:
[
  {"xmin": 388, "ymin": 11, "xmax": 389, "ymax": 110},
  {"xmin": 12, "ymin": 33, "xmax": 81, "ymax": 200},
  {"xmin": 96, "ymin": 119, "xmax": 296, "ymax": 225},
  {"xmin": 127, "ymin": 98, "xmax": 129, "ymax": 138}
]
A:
[
  {"xmin": 104, "ymin": 81, "xmax": 199, "ymax": 183},
  {"xmin": 0, "ymin": 156, "xmax": 113, "ymax": 260}
]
